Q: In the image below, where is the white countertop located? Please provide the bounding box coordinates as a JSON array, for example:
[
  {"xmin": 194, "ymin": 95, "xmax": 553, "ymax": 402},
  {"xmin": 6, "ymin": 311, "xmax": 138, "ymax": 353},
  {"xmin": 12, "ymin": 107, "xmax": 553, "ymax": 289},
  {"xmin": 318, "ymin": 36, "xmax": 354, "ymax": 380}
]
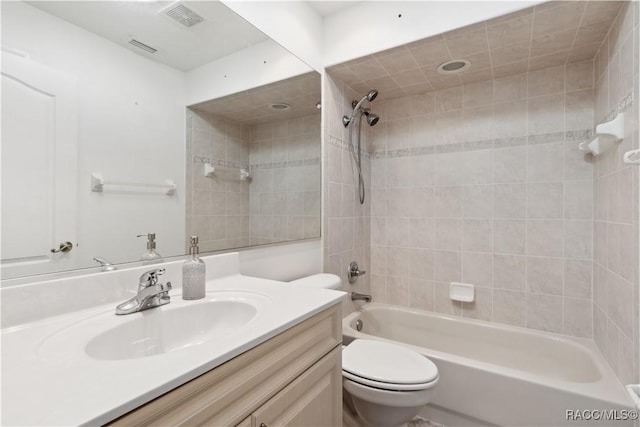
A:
[{"xmin": 1, "ymin": 274, "xmax": 343, "ymax": 426}]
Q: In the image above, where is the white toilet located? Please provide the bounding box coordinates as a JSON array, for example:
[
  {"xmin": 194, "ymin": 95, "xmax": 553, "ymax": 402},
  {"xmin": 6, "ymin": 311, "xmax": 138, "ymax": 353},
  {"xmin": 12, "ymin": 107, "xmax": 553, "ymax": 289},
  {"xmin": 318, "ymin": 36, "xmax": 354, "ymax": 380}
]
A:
[{"xmin": 290, "ymin": 274, "xmax": 439, "ymax": 427}]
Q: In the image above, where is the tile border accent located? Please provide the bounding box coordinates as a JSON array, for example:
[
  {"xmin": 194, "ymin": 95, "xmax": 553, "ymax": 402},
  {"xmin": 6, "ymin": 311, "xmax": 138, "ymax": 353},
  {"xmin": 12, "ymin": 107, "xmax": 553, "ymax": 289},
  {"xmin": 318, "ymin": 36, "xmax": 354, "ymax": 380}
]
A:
[
  {"xmin": 603, "ymin": 91, "xmax": 634, "ymax": 122},
  {"xmin": 249, "ymin": 157, "xmax": 320, "ymax": 171},
  {"xmin": 193, "ymin": 155, "xmax": 248, "ymax": 170},
  {"xmin": 328, "ymin": 135, "xmax": 372, "ymax": 159},
  {"xmin": 370, "ymin": 129, "xmax": 593, "ymax": 160}
]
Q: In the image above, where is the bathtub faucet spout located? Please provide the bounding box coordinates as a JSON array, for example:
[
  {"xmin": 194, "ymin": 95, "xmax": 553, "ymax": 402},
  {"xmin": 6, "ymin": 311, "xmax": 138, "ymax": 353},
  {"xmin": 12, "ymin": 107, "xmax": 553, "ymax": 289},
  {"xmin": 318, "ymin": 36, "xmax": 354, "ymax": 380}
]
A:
[{"xmin": 351, "ymin": 292, "xmax": 372, "ymax": 303}]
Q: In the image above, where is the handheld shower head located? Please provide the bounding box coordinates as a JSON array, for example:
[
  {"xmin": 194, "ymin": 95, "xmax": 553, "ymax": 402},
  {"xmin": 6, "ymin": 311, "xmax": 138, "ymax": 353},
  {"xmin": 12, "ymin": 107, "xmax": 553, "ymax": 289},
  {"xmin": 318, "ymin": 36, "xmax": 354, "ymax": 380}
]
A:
[
  {"xmin": 364, "ymin": 112, "xmax": 379, "ymax": 126},
  {"xmin": 345, "ymin": 89, "xmax": 379, "ymax": 127},
  {"xmin": 351, "ymin": 88, "xmax": 379, "ymax": 114}
]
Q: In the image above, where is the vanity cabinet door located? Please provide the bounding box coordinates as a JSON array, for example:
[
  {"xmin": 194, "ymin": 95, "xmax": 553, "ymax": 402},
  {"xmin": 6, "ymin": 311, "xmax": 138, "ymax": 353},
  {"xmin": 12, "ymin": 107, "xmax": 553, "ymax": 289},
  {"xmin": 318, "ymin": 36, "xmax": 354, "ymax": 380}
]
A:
[{"xmin": 251, "ymin": 346, "xmax": 342, "ymax": 427}]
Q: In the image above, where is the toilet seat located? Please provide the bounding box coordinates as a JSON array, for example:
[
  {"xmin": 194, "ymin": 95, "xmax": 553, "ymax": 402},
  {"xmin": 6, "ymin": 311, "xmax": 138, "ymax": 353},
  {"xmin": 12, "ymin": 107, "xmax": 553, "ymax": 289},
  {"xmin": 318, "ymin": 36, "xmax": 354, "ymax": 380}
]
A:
[
  {"xmin": 342, "ymin": 339, "xmax": 439, "ymax": 392},
  {"xmin": 343, "ymin": 370, "xmax": 438, "ymax": 391}
]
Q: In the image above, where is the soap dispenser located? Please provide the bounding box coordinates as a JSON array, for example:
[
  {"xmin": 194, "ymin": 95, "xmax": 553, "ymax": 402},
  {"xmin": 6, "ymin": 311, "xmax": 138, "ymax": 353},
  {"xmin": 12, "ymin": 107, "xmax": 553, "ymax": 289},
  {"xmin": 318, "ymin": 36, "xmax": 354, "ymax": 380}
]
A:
[
  {"xmin": 137, "ymin": 233, "xmax": 163, "ymax": 264},
  {"xmin": 182, "ymin": 236, "xmax": 206, "ymax": 300}
]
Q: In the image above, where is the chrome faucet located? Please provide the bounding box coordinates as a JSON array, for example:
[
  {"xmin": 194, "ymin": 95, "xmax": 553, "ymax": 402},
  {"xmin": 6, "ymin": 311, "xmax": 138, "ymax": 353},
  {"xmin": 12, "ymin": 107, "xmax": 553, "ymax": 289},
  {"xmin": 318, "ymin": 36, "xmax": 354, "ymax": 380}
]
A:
[
  {"xmin": 93, "ymin": 256, "xmax": 117, "ymax": 271},
  {"xmin": 351, "ymin": 292, "xmax": 372, "ymax": 303},
  {"xmin": 347, "ymin": 261, "xmax": 366, "ymax": 284},
  {"xmin": 115, "ymin": 268, "xmax": 172, "ymax": 315}
]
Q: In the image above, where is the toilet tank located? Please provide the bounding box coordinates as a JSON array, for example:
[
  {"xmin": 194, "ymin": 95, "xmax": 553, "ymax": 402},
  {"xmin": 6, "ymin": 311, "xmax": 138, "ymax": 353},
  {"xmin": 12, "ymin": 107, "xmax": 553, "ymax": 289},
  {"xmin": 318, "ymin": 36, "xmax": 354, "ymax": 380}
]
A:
[{"xmin": 289, "ymin": 273, "xmax": 342, "ymax": 290}]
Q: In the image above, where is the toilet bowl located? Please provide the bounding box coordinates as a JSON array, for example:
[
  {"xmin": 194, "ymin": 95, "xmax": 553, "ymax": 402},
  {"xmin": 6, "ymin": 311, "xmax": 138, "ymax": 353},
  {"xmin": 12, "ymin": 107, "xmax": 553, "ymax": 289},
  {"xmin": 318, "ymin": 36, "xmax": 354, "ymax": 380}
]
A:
[{"xmin": 290, "ymin": 274, "xmax": 439, "ymax": 427}]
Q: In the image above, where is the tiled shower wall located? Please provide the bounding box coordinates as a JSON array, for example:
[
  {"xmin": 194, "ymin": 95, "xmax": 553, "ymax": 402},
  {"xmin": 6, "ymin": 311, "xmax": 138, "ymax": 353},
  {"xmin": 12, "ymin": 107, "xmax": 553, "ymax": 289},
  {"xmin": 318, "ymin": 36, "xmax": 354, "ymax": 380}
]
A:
[
  {"xmin": 186, "ymin": 110, "xmax": 251, "ymax": 252},
  {"xmin": 249, "ymin": 115, "xmax": 321, "ymax": 245},
  {"xmin": 324, "ymin": 72, "xmax": 372, "ymax": 310},
  {"xmin": 593, "ymin": 1, "xmax": 639, "ymax": 386},
  {"xmin": 186, "ymin": 110, "xmax": 321, "ymax": 252},
  {"xmin": 367, "ymin": 63, "xmax": 595, "ymax": 338}
]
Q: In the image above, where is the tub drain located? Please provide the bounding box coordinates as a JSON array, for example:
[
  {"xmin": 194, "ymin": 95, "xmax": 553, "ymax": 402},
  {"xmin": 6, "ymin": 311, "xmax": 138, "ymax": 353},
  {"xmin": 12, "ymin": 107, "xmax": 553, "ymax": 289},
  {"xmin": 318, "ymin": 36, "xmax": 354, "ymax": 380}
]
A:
[{"xmin": 355, "ymin": 319, "xmax": 363, "ymax": 331}]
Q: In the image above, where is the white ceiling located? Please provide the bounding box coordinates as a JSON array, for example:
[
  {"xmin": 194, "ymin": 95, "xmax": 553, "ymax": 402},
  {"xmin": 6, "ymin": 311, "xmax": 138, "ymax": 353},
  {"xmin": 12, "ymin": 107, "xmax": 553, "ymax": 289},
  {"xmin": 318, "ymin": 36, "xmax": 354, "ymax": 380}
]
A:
[
  {"xmin": 306, "ymin": 1, "xmax": 358, "ymax": 17},
  {"xmin": 27, "ymin": 1, "xmax": 269, "ymax": 71}
]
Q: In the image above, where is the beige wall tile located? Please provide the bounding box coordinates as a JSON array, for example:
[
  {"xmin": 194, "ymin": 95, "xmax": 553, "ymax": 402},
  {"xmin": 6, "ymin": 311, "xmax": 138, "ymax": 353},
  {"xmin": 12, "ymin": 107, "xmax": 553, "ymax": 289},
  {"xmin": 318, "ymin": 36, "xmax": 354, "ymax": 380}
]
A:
[
  {"xmin": 463, "ymin": 287, "xmax": 493, "ymax": 321},
  {"xmin": 527, "ymin": 293, "xmax": 563, "ymax": 333},
  {"xmin": 566, "ymin": 61, "xmax": 594, "ymax": 91},
  {"xmin": 494, "ymin": 219, "xmax": 526, "ymax": 254},
  {"xmin": 493, "ymin": 290, "xmax": 526, "ymax": 326},
  {"xmin": 564, "ymin": 180, "xmax": 593, "ymax": 220},
  {"xmin": 435, "ymin": 219, "xmax": 462, "ymax": 251},
  {"xmin": 494, "ymin": 183, "xmax": 526, "ymax": 219},
  {"xmin": 385, "ymin": 217, "xmax": 410, "ymax": 247},
  {"xmin": 564, "ymin": 259, "xmax": 592, "ymax": 299},
  {"xmin": 527, "ymin": 256, "xmax": 563, "ymax": 295},
  {"xmin": 494, "ymin": 147, "xmax": 527, "ymax": 183},
  {"xmin": 494, "ymin": 73, "xmax": 527, "ymax": 102},
  {"xmin": 463, "ymin": 219, "xmax": 493, "ymax": 252},
  {"xmin": 435, "ymin": 186, "xmax": 463, "ymax": 218},
  {"xmin": 563, "ymin": 297, "xmax": 593, "ymax": 338},
  {"xmin": 493, "ymin": 254, "xmax": 526, "ymax": 291},
  {"xmin": 434, "ymin": 250, "xmax": 462, "ymax": 282},
  {"xmin": 528, "ymin": 66, "xmax": 565, "ymax": 97},
  {"xmin": 527, "ymin": 94, "xmax": 565, "ymax": 134},
  {"xmin": 526, "ymin": 220, "xmax": 563, "ymax": 257},
  {"xmin": 564, "ymin": 220, "xmax": 592, "ymax": 260},
  {"xmin": 434, "ymin": 281, "xmax": 463, "ymax": 315},
  {"xmin": 527, "ymin": 182, "xmax": 564, "ymax": 219},
  {"xmin": 462, "ymin": 252, "xmax": 493, "ymax": 288},
  {"xmin": 463, "ymin": 185, "xmax": 494, "ymax": 218},
  {"xmin": 321, "ymin": 15, "xmax": 636, "ymax": 346},
  {"xmin": 566, "ymin": 89, "xmax": 594, "ymax": 130},
  {"xmin": 527, "ymin": 142, "xmax": 564, "ymax": 182},
  {"xmin": 409, "ymin": 278, "xmax": 435, "ymax": 311}
]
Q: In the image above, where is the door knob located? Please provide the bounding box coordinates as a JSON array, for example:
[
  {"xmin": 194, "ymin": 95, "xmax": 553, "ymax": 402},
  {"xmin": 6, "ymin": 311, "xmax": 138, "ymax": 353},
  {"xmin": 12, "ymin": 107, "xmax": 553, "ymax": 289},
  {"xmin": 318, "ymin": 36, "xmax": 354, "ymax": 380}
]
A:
[{"xmin": 51, "ymin": 241, "xmax": 73, "ymax": 253}]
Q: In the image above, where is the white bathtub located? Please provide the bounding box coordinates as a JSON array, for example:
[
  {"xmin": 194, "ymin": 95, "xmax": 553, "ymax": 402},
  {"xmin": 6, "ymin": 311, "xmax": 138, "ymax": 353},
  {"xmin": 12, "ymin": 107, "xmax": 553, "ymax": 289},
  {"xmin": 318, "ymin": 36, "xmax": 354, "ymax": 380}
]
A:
[{"xmin": 343, "ymin": 303, "xmax": 635, "ymax": 427}]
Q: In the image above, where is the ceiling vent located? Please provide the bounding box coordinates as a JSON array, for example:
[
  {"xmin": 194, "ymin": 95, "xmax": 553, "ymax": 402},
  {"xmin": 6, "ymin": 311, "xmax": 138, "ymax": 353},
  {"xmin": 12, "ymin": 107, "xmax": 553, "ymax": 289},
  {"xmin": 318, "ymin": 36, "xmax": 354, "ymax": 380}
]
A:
[
  {"xmin": 163, "ymin": 3, "xmax": 205, "ymax": 28},
  {"xmin": 128, "ymin": 39, "xmax": 157, "ymax": 54}
]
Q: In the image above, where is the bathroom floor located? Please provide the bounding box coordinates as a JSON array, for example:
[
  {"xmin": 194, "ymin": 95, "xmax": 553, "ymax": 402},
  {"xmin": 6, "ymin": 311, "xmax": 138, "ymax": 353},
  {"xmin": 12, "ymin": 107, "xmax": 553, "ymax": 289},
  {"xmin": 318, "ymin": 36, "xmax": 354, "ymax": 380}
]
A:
[
  {"xmin": 343, "ymin": 403, "xmax": 445, "ymax": 427},
  {"xmin": 407, "ymin": 417, "xmax": 445, "ymax": 427}
]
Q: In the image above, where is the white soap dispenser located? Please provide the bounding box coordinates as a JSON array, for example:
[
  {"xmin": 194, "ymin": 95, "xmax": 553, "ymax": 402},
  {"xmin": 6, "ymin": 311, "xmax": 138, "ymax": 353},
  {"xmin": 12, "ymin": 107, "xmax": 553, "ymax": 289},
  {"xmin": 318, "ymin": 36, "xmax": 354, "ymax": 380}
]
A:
[
  {"xmin": 182, "ymin": 236, "xmax": 206, "ymax": 300},
  {"xmin": 137, "ymin": 233, "xmax": 163, "ymax": 264}
]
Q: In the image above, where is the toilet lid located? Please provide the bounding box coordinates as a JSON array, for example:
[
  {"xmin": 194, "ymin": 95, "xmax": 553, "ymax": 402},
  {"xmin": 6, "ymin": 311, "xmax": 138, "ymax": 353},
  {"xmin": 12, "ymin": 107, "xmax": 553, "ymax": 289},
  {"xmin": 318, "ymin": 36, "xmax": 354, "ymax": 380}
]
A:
[{"xmin": 342, "ymin": 339, "xmax": 438, "ymax": 386}]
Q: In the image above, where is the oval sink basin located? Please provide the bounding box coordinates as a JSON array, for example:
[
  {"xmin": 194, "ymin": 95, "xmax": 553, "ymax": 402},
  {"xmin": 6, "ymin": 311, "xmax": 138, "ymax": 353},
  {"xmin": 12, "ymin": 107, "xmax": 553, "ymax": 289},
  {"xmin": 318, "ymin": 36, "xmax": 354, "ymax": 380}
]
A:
[
  {"xmin": 37, "ymin": 291, "xmax": 271, "ymax": 363},
  {"xmin": 86, "ymin": 300, "xmax": 257, "ymax": 360}
]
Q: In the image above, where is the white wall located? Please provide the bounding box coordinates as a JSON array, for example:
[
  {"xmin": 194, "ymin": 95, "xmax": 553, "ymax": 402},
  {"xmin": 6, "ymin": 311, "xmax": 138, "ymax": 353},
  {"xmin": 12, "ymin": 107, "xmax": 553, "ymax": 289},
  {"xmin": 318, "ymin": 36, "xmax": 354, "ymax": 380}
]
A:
[
  {"xmin": 2, "ymin": 2, "xmax": 187, "ymax": 270},
  {"xmin": 239, "ymin": 240, "xmax": 323, "ymax": 282},
  {"xmin": 186, "ymin": 39, "xmax": 312, "ymax": 105},
  {"xmin": 221, "ymin": 0, "xmax": 323, "ymax": 72},
  {"xmin": 323, "ymin": 1, "xmax": 542, "ymax": 66}
]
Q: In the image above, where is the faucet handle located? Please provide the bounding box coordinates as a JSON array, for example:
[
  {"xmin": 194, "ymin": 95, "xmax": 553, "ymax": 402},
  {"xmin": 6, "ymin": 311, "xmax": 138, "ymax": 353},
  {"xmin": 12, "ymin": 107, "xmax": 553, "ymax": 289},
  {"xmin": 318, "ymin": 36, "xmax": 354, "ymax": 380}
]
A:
[
  {"xmin": 139, "ymin": 268, "xmax": 165, "ymax": 287},
  {"xmin": 347, "ymin": 261, "xmax": 366, "ymax": 284}
]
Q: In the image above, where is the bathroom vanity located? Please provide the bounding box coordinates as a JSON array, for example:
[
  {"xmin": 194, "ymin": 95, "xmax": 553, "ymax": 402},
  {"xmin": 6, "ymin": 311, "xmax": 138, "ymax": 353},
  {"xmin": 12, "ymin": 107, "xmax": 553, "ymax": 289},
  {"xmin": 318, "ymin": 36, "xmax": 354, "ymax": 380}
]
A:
[
  {"xmin": 1, "ymin": 253, "xmax": 344, "ymax": 426},
  {"xmin": 108, "ymin": 306, "xmax": 342, "ymax": 427}
]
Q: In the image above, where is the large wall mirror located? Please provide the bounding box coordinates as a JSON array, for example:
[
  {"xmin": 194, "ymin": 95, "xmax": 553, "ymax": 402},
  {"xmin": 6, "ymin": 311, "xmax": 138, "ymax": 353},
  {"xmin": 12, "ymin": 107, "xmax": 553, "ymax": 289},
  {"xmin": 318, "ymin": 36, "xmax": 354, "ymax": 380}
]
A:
[{"xmin": 1, "ymin": 1, "xmax": 321, "ymax": 281}]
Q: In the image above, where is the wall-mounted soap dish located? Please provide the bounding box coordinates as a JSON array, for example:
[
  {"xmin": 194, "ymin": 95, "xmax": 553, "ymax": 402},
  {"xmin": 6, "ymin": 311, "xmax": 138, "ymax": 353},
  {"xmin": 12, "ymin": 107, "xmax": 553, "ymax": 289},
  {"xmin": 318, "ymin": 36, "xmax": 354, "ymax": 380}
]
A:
[
  {"xmin": 450, "ymin": 282, "xmax": 474, "ymax": 302},
  {"xmin": 623, "ymin": 149, "xmax": 640, "ymax": 165},
  {"xmin": 579, "ymin": 112, "xmax": 624, "ymax": 156}
]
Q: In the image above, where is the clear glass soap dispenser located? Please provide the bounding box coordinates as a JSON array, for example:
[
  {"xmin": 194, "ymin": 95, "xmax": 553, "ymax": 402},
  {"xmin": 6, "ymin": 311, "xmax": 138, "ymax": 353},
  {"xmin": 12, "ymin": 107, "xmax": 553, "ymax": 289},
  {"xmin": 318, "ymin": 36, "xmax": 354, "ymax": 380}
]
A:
[
  {"xmin": 137, "ymin": 233, "xmax": 163, "ymax": 264},
  {"xmin": 182, "ymin": 236, "xmax": 206, "ymax": 300}
]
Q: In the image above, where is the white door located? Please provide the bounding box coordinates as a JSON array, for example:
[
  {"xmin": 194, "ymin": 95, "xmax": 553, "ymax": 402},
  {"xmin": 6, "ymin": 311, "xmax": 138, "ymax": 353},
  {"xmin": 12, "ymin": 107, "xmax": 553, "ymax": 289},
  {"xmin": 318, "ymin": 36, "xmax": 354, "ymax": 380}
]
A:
[{"xmin": 1, "ymin": 52, "xmax": 78, "ymax": 279}]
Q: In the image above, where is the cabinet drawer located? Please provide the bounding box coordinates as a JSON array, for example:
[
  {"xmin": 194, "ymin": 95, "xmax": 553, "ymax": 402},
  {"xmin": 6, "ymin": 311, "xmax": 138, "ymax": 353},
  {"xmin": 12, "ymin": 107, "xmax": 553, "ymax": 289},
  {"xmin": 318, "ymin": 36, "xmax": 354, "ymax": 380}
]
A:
[
  {"xmin": 107, "ymin": 305, "xmax": 341, "ymax": 427},
  {"xmin": 251, "ymin": 346, "xmax": 342, "ymax": 427}
]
